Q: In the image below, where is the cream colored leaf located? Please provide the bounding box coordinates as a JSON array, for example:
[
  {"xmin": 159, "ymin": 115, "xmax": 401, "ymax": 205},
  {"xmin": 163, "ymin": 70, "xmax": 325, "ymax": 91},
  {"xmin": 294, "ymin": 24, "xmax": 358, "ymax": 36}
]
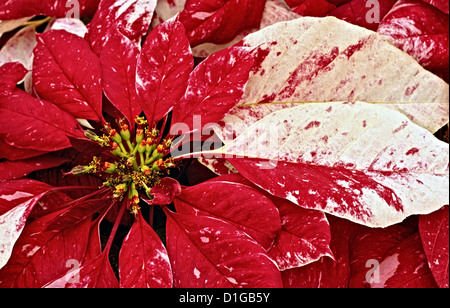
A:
[{"xmin": 216, "ymin": 16, "xmax": 449, "ymax": 142}]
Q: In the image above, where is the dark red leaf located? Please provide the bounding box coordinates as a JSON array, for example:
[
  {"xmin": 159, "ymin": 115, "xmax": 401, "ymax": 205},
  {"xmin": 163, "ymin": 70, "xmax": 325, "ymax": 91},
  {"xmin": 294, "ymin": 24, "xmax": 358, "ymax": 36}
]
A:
[
  {"xmin": 100, "ymin": 31, "xmax": 141, "ymax": 125},
  {"xmin": 174, "ymin": 181, "xmax": 281, "ymax": 250},
  {"xmin": 165, "ymin": 210, "xmax": 283, "ymax": 288},
  {"xmin": 377, "ymin": 0, "xmax": 449, "ymax": 73},
  {"xmin": 0, "ymin": 89, "xmax": 83, "ymax": 152},
  {"xmin": 86, "ymin": 0, "xmax": 157, "ymax": 55},
  {"xmin": 178, "ymin": 0, "xmax": 267, "ymax": 46},
  {"xmin": 0, "ymin": 62, "xmax": 27, "ymax": 97},
  {"xmin": 33, "ymin": 30, "xmax": 103, "ymax": 121},
  {"xmin": 282, "ymin": 218, "xmax": 356, "ymax": 288},
  {"xmin": 419, "ymin": 206, "xmax": 449, "ymax": 288},
  {"xmin": 0, "ymin": 0, "xmax": 100, "ymax": 20},
  {"xmin": 119, "ymin": 212, "xmax": 172, "ymax": 288},
  {"xmin": 136, "ymin": 19, "xmax": 193, "ymax": 123},
  {"xmin": 0, "ymin": 154, "xmax": 69, "ymax": 181},
  {"xmin": 171, "ymin": 46, "xmax": 256, "ymax": 133}
]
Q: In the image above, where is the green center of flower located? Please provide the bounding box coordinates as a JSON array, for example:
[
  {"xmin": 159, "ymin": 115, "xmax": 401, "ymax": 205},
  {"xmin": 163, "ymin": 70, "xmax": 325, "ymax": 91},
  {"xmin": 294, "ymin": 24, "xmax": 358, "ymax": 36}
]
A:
[{"xmin": 71, "ymin": 117, "xmax": 175, "ymax": 215}]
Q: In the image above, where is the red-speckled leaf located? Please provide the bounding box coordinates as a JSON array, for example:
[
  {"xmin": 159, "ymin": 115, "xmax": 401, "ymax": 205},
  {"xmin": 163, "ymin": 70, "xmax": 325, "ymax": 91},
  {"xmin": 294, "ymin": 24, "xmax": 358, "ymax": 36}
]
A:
[
  {"xmin": 0, "ymin": 0, "xmax": 100, "ymax": 20},
  {"xmin": 0, "ymin": 62, "xmax": 28, "ymax": 97},
  {"xmin": 136, "ymin": 19, "xmax": 193, "ymax": 123},
  {"xmin": 165, "ymin": 210, "xmax": 282, "ymax": 288},
  {"xmin": 377, "ymin": 0, "xmax": 449, "ymax": 73},
  {"xmin": 0, "ymin": 89, "xmax": 83, "ymax": 152},
  {"xmin": 174, "ymin": 181, "xmax": 281, "ymax": 250},
  {"xmin": 419, "ymin": 206, "xmax": 449, "ymax": 288},
  {"xmin": 43, "ymin": 251, "xmax": 119, "ymax": 288},
  {"xmin": 218, "ymin": 17, "xmax": 449, "ymax": 135},
  {"xmin": 0, "ymin": 199, "xmax": 111, "ymax": 287},
  {"xmin": 203, "ymin": 174, "xmax": 333, "ymax": 270},
  {"xmin": 268, "ymin": 198, "xmax": 333, "ymax": 270},
  {"xmin": 328, "ymin": 0, "xmax": 396, "ymax": 31},
  {"xmin": 177, "ymin": 0, "xmax": 267, "ymax": 46},
  {"xmin": 87, "ymin": 0, "xmax": 157, "ymax": 55},
  {"xmin": 363, "ymin": 232, "xmax": 437, "ymax": 288},
  {"xmin": 172, "ymin": 46, "xmax": 256, "ymax": 133},
  {"xmin": 282, "ymin": 218, "xmax": 355, "ymax": 288},
  {"xmin": 219, "ymin": 102, "xmax": 449, "ymax": 228},
  {"xmin": 153, "ymin": 0, "xmax": 300, "ymax": 58},
  {"xmin": 0, "ymin": 154, "xmax": 69, "ymax": 181},
  {"xmin": 33, "ymin": 30, "xmax": 102, "ymax": 121},
  {"xmin": 283, "ymin": 218, "xmax": 437, "ymax": 288},
  {"xmin": 119, "ymin": 212, "xmax": 172, "ymax": 288},
  {"xmin": 100, "ymin": 31, "xmax": 141, "ymax": 125},
  {"xmin": 0, "ymin": 179, "xmax": 71, "ymax": 219}
]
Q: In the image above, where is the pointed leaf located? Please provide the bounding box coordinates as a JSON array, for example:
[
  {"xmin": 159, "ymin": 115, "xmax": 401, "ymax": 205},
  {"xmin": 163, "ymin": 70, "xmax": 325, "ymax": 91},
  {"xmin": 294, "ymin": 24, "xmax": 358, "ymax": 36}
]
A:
[
  {"xmin": 165, "ymin": 210, "xmax": 283, "ymax": 288},
  {"xmin": 33, "ymin": 30, "xmax": 102, "ymax": 121},
  {"xmin": 0, "ymin": 89, "xmax": 83, "ymax": 152},
  {"xmin": 0, "ymin": 179, "xmax": 71, "ymax": 218},
  {"xmin": 172, "ymin": 46, "xmax": 256, "ymax": 132},
  {"xmin": 0, "ymin": 154, "xmax": 69, "ymax": 181},
  {"xmin": 177, "ymin": 0, "xmax": 267, "ymax": 46},
  {"xmin": 136, "ymin": 19, "xmax": 193, "ymax": 123},
  {"xmin": 419, "ymin": 206, "xmax": 449, "ymax": 288},
  {"xmin": 87, "ymin": 0, "xmax": 157, "ymax": 55},
  {"xmin": 119, "ymin": 212, "xmax": 172, "ymax": 288},
  {"xmin": 0, "ymin": 138, "xmax": 49, "ymax": 161},
  {"xmin": 100, "ymin": 31, "xmax": 142, "ymax": 125},
  {"xmin": 218, "ymin": 17, "xmax": 449, "ymax": 135},
  {"xmin": 218, "ymin": 102, "xmax": 449, "ymax": 227},
  {"xmin": 0, "ymin": 191, "xmax": 48, "ymax": 270},
  {"xmin": 174, "ymin": 181, "xmax": 281, "ymax": 250}
]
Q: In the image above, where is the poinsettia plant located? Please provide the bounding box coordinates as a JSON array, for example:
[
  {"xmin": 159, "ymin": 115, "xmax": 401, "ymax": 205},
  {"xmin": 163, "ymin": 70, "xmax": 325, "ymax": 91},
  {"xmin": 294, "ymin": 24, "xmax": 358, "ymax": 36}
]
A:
[{"xmin": 0, "ymin": 0, "xmax": 448, "ymax": 289}]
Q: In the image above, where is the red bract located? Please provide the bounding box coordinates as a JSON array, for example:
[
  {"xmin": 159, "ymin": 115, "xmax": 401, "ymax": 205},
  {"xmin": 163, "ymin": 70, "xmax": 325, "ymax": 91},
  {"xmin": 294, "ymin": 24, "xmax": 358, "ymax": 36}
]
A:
[{"xmin": 0, "ymin": 0, "xmax": 448, "ymax": 290}]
